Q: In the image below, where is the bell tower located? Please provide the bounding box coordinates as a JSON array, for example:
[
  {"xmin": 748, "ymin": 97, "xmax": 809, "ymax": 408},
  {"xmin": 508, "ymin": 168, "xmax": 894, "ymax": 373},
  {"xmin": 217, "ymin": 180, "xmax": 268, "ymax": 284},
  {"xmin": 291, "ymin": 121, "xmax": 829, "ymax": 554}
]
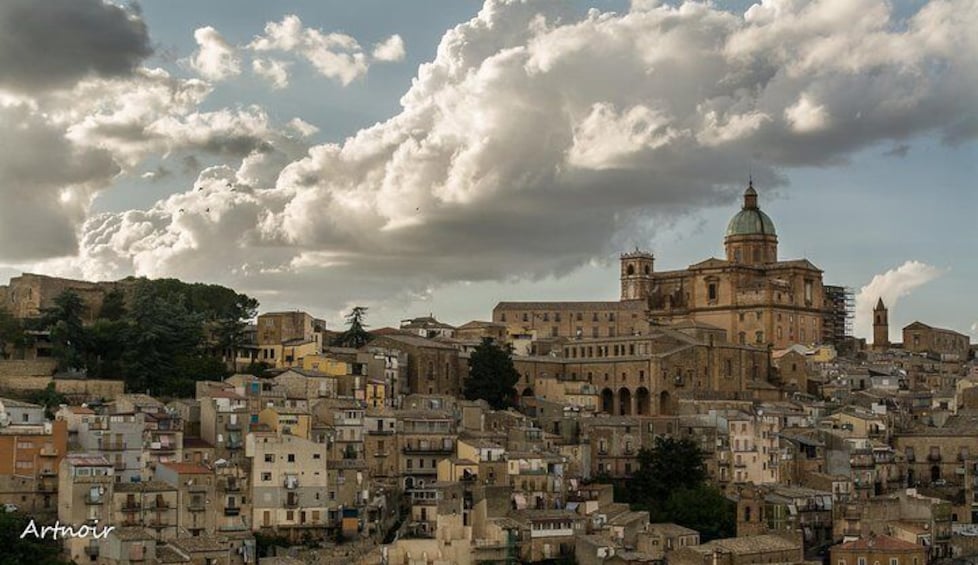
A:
[
  {"xmin": 620, "ymin": 250, "xmax": 654, "ymax": 301},
  {"xmin": 873, "ymin": 298, "xmax": 889, "ymax": 349}
]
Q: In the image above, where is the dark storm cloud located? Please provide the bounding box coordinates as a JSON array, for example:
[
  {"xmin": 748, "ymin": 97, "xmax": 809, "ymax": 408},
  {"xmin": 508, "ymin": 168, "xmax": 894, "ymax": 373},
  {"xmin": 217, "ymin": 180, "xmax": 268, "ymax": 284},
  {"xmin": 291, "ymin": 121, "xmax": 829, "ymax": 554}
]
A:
[{"xmin": 0, "ymin": 0, "xmax": 152, "ymax": 92}]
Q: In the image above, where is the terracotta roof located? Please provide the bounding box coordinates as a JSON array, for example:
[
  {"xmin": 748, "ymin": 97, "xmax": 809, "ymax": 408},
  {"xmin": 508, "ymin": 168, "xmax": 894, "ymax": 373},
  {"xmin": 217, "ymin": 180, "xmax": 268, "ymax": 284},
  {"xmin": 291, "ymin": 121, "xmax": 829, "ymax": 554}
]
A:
[
  {"xmin": 207, "ymin": 389, "xmax": 245, "ymax": 400},
  {"xmin": 159, "ymin": 462, "xmax": 212, "ymax": 475},
  {"xmin": 834, "ymin": 534, "xmax": 922, "ymax": 552}
]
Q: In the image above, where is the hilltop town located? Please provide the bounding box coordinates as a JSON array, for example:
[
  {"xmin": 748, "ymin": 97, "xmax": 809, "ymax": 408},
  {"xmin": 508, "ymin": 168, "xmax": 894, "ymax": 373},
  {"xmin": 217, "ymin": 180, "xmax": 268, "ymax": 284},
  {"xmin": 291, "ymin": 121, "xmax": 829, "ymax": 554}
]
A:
[{"xmin": 1, "ymin": 187, "xmax": 974, "ymax": 565}]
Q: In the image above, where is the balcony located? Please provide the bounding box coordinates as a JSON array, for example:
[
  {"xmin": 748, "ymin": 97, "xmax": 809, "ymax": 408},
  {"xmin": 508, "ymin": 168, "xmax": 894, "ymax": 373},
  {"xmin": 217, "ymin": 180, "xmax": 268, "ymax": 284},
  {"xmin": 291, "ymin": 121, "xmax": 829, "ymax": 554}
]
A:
[
  {"xmin": 84, "ymin": 493, "xmax": 104, "ymax": 505},
  {"xmin": 122, "ymin": 501, "xmax": 141, "ymax": 511},
  {"xmin": 147, "ymin": 519, "xmax": 171, "ymax": 529},
  {"xmin": 151, "ymin": 499, "xmax": 170, "ymax": 510},
  {"xmin": 114, "ymin": 461, "xmax": 127, "ymax": 471},
  {"xmin": 284, "ymin": 496, "xmax": 299, "ymax": 508},
  {"xmin": 101, "ymin": 440, "xmax": 127, "ymax": 451},
  {"xmin": 403, "ymin": 445, "xmax": 454, "ymax": 454},
  {"xmin": 147, "ymin": 441, "xmax": 176, "ymax": 452},
  {"xmin": 226, "ymin": 421, "xmax": 242, "ymax": 431},
  {"xmin": 39, "ymin": 468, "xmax": 57, "ymax": 477},
  {"xmin": 188, "ymin": 500, "xmax": 206, "ymax": 512},
  {"xmin": 224, "ymin": 506, "xmax": 241, "ymax": 516},
  {"xmin": 189, "ymin": 483, "xmax": 209, "ymax": 493},
  {"xmin": 227, "ymin": 440, "xmax": 243, "ymax": 450},
  {"xmin": 39, "ymin": 447, "xmax": 58, "ymax": 457},
  {"xmin": 223, "ymin": 479, "xmax": 241, "ymax": 492}
]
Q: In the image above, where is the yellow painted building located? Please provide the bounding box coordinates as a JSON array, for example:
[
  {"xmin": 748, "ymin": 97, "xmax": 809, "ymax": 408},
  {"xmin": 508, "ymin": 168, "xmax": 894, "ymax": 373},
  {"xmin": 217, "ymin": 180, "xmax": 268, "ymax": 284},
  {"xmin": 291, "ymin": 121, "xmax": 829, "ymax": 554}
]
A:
[
  {"xmin": 300, "ymin": 354, "xmax": 351, "ymax": 375},
  {"xmin": 365, "ymin": 378, "xmax": 386, "ymax": 408},
  {"xmin": 257, "ymin": 406, "xmax": 311, "ymax": 439},
  {"xmin": 436, "ymin": 458, "xmax": 479, "ymax": 482}
]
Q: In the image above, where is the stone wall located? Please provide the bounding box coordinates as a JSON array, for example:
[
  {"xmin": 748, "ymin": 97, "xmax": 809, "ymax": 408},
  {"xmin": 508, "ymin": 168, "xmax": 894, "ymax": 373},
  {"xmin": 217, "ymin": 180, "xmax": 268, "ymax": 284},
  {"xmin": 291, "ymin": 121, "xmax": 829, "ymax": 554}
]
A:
[
  {"xmin": 0, "ymin": 359, "xmax": 57, "ymax": 377},
  {"xmin": 54, "ymin": 379, "xmax": 125, "ymax": 401}
]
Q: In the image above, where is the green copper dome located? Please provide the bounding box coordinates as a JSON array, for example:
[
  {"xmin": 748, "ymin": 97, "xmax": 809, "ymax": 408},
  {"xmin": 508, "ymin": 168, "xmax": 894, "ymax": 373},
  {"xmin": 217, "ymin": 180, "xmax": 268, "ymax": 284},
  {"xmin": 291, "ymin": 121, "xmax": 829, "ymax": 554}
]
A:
[
  {"xmin": 725, "ymin": 185, "xmax": 777, "ymax": 237},
  {"xmin": 726, "ymin": 208, "xmax": 777, "ymax": 237}
]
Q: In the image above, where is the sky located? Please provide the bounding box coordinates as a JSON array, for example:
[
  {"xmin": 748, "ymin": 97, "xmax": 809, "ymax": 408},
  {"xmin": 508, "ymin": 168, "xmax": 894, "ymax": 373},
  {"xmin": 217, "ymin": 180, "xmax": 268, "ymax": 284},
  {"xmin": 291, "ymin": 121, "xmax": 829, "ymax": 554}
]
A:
[{"xmin": 0, "ymin": 0, "xmax": 975, "ymax": 342}]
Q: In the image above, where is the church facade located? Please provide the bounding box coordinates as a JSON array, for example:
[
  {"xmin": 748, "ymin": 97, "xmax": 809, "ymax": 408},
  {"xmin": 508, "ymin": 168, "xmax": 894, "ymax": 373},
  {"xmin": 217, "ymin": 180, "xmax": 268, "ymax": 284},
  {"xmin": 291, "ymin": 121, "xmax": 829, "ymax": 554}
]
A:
[{"xmin": 494, "ymin": 184, "xmax": 827, "ymax": 350}]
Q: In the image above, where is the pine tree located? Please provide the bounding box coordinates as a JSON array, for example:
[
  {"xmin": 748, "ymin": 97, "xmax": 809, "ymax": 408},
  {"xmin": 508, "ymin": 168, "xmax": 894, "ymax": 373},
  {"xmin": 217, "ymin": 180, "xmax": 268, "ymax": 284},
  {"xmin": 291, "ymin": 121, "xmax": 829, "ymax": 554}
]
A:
[
  {"xmin": 332, "ymin": 306, "xmax": 373, "ymax": 348},
  {"xmin": 463, "ymin": 338, "xmax": 519, "ymax": 410}
]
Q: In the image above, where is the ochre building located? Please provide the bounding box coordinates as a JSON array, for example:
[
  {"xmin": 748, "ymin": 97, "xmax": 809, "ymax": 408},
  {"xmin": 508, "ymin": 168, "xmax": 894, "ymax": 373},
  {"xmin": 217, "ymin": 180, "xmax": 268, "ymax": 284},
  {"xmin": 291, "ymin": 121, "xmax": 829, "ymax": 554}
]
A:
[{"xmin": 494, "ymin": 185, "xmax": 827, "ymax": 350}]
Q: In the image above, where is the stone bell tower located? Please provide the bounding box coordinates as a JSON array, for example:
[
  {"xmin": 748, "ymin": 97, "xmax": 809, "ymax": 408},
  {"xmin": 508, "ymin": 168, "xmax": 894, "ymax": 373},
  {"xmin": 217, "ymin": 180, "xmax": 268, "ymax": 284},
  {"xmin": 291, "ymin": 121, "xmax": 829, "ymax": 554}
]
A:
[
  {"xmin": 873, "ymin": 297, "xmax": 889, "ymax": 349},
  {"xmin": 620, "ymin": 250, "xmax": 654, "ymax": 301}
]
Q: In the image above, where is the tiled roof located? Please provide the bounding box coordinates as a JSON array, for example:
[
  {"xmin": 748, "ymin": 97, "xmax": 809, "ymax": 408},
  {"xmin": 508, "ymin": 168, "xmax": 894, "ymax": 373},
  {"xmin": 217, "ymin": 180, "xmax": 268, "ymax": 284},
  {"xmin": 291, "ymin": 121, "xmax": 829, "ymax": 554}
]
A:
[
  {"xmin": 0, "ymin": 397, "xmax": 42, "ymax": 408},
  {"xmin": 111, "ymin": 526, "xmax": 154, "ymax": 541},
  {"xmin": 171, "ymin": 535, "xmax": 226, "ymax": 553},
  {"xmin": 159, "ymin": 462, "xmax": 212, "ymax": 475},
  {"xmin": 834, "ymin": 534, "xmax": 922, "ymax": 552}
]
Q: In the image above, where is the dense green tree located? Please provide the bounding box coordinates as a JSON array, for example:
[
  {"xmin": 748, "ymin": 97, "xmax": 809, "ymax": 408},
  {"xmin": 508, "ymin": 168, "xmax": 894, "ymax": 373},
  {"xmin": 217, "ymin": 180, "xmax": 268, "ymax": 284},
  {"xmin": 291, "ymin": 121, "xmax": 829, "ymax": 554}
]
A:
[
  {"xmin": 463, "ymin": 338, "xmax": 520, "ymax": 410},
  {"xmin": 121, "ymin": 286, "xmax": 207, "ymax": 394},
  {"xmin": 28, "ymin": 382, "xmax": 67, "ymax": 420},
  {"xmin": 331, "ymin": 306, "xmax": 373, "ymax": 348},
  {"xmin": 660, "ymin": 485, "xmax": 736, "ymax": 541},
  {"xmin": 85, "ymin": 318, "xmax": 128, "ymax": 378},
  {"xmin": 41, "ymin": 291, "xmax": 88, "ymax": 371},
  {"xmin": 0, "ymin": 511, "xmax": 72, "ymax": 565},
  {"xmin": 0, "ymin": 307, "xmax": 25, "ymax": 359},
  {"xmin": 612, "ymin": 435, "xmax": 734, "ymax": 541},
  {"xmin": 98, "ymin": 288, "xmax": 127, "ymax": 321},
  {"xmin": 630, "ymin": 436, "xmax": 707, "ymax": 506},
  {"xmin": 244, "ymin": 361, "xmax": 272, "ymax": 376}
]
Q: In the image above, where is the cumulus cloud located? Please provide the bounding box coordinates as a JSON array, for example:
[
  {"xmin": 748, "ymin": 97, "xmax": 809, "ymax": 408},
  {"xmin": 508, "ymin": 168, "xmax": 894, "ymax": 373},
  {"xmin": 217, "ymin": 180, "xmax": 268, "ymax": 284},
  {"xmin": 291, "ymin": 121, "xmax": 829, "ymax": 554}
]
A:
[
  {"xmin": 11, "ymin": 0, "xmax": 978, "ymax": 317},
  {"xmin": 252, "ymin": 58, "xmax": 291, "ymax": 88},
  {"xmin": 0, "ymin": 103, "xmax": 118, "ymax": 260},
  {"xmin": 0, "ymin": 0, "xmax": 151, "ymax": 93},
  {"xmin": 249, "ymin": 15, "xmax": 368, "ymax": 85},
  {"xmin": 0, "ymin": 61, "xmax": 311, "ymax": 262},
  {"xmin": 188, "ymin": 26, "xmax": 241, "ymax": 81},
  {"xmin": 855, "ymin": 260, "xmax": 946, "ymax": 340},
  {"xmin": 372, "ymin": 34, "xmax": 406, "ymax": 62}
]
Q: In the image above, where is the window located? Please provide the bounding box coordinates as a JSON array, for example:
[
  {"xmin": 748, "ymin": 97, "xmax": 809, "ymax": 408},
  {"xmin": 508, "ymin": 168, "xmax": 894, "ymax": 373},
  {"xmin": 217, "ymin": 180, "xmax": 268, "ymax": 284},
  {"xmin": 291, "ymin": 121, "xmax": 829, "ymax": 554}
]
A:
[
  {"xmin": 857, "ymin": 559, "xmax": 866, "ymax": 565},
  {"xmin": 542, "ymin": 313, "xmax": 549, "ymax": 321},
  {"xmin": 500, "ymin": 313, "xmax": 506, "ymax": 322},
  {"xmin": 576, "ymin": 312, "xmax": 583, "ymax": 321},
  {"xmin": 592, "ymin": 327, "xmax": 599, "ymax": 338},
  {"xmin": 708, "ymin": 282, "xmax": 717, "ymax": 301},
  {"xmin": 261, "ymin": 472, "xmax": 271, "ymax": 481},
  {"xmin": 287, "ymin": 454, "xmax": 295, "ymax": 463}
]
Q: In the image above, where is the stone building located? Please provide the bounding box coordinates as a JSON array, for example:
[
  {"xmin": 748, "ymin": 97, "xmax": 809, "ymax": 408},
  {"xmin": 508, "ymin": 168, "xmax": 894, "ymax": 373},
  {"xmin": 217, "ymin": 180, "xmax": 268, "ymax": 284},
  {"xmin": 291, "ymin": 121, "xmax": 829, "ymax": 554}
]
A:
[
  {"xmin": 370, "ymin": 334, "xmax": 465, "ymax": 397},
  {"xmin": 830, "ymin": 534, "xmax": 926, "ymax": 565},
  {"xmin": 0, "ymin": 400, "xmax": 67, "ymax": 515},
  {"xmin": 903, "ymin": 321, "xmax": 971, "ymax": 361},
  {"xmin": 247, "ymin": 431, "xmax": 330, "ymax": 541},
  {"xmin": 0, "ymin": 272, "xmax": 134, "ymax": 323},
  {"xmin": 494, "ymin": 185, "xmax": 830, "ymax": 350},
  {"xmin": 513, "ymin": 326, "xmax": 772, "ymax": 418}
]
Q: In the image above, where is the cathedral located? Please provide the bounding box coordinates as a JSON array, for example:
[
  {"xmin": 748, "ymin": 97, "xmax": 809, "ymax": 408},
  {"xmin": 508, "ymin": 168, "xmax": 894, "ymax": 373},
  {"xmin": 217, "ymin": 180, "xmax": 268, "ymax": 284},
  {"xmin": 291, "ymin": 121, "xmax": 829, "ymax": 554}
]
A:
[{"xmin": 494, "ymin": 184, "xmax": 827, "ymax": 349}]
